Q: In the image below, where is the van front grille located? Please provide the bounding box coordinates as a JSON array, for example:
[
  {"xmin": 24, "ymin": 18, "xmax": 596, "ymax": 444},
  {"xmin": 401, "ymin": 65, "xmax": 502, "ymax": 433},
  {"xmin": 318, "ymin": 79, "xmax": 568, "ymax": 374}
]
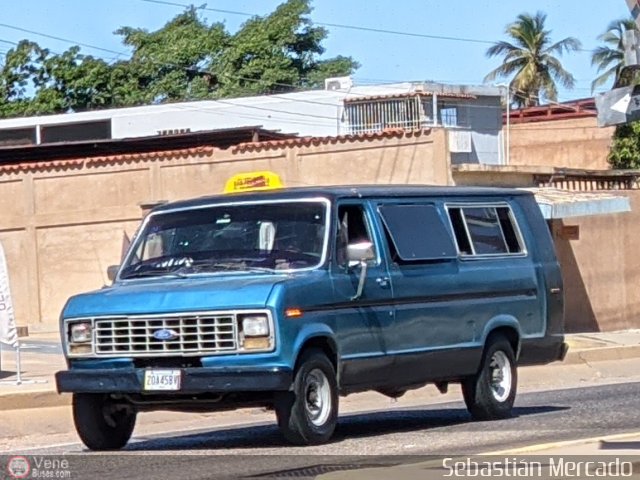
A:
[{"xmin": 94, "ymin": 314, "xmax": 238, "ymax": 356}]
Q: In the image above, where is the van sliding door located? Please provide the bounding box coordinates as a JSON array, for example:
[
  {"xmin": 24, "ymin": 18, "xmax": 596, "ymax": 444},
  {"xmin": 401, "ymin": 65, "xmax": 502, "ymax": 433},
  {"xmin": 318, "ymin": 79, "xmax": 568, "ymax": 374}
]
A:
[{"xmin": 377, "ymin": 202, "xmax": 482, "ymax": 384}]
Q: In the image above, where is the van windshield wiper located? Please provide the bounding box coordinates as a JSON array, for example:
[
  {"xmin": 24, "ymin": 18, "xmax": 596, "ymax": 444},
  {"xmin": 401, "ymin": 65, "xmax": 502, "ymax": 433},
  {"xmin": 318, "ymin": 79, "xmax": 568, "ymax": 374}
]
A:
[
  {"xmin": 119, "ymin": 266, "xmax": 189, "ymax": 280},
  {"xmin": 178, "ymin": 260, "xmax": 275, "ymax": 274}
]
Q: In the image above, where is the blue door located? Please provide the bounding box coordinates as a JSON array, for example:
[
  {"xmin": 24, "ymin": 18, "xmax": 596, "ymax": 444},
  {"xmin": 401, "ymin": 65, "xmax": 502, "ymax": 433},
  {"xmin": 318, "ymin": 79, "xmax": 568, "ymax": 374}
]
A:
[{"xmin": 329, "ymin": 201, "xmax": 394, "ymax": 391}]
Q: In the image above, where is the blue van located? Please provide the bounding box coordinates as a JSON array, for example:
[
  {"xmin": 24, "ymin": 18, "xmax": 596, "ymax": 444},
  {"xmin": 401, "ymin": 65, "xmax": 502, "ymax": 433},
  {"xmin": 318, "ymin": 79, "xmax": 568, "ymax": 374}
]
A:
[{"xmin": 56, "ymin": 185, "xmax": 566, "ymax": 450}]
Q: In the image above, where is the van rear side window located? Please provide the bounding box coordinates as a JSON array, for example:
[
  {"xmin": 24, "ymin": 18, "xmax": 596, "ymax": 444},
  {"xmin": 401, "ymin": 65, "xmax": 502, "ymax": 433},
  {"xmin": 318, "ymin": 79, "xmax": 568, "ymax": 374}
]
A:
[
  {"xmin": 448, "ymin": 205, "xmax": 523, "ymax": 257},
  {"xmin": 378, "ymin": 204, "xmax": 457, "ymax": 261}
]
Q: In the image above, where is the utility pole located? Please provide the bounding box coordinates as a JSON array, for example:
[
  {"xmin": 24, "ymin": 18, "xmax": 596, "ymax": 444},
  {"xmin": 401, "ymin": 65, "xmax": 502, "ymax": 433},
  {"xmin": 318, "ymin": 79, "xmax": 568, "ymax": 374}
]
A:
[
  {"xmin": 624, "ymin": 29, "xmax": 640, "ymax": 69},
  {"xmin": 595, "ymin": 28, "xmax": 640, "ymax": 126}
]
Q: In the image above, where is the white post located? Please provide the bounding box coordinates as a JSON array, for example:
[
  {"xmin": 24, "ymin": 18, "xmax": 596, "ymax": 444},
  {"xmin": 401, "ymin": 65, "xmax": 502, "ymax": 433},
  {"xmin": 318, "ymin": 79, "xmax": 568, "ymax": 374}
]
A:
[
  {"xmin": 506, "ymin": 88, "xmax": 511, "ymax": 165},
  {"xmin": 15, "ymin": 344, "xmax": 22, "ymax": 385}
]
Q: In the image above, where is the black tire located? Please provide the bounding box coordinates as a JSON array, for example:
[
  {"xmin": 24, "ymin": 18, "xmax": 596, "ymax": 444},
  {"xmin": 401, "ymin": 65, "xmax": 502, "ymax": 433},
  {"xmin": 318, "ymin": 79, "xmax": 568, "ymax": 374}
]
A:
[
  {"xmin": 274, "ymin": 349, "xmax": 339, "ymax": 445},
  {"xmin": 72, "ymin": 393, "xmax": 136, "ymax": 451},
  {"xmin": 462, "ymin": 334, "xmax": 517, "ymax": 420}
]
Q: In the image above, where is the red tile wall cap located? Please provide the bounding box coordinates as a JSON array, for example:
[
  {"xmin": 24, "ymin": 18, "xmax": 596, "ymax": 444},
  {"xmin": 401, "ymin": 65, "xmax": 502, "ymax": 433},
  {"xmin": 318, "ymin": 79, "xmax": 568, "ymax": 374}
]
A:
[
  {"xmin": 232, "ymin": 128, "xmax": 431, "ymax": 154},
  {"xmin": 0, "ymin": 146, "xmax": 216, "ymax": 176},
  {"xmin": 85, "ymin": 146, "xmax": 215, "ymax": 167},
  {"xmin": 0, "ymin": 158, "xmax": 85, "ymax": 175}
]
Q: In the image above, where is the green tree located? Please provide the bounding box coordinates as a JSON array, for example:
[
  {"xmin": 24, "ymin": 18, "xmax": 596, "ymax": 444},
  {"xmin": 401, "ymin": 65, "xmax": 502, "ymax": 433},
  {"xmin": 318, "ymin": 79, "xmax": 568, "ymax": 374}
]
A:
[
  {"xmin": 112, "ymin": 0, "xmax": 358, "ymax": 103},
  {"xmin": 0, "ymin": 0, "xmax": 358, "ymax": 117},
  {"xmin": 484, "ymin": 12, "xmax": 581, "ymax": 107},
  {"xmin": 114, "ymin": 7, "xmax": 228, "ymax": 105},
  {"xmin": 0, "ymin": 40, "xmax": 49, "ymax": 117},
  {"xmin": 608, "ymin": 121, "xmax": 640, "ymax": 169},
  {"xmin": 213, "ymin": 0, "xmax": 358, "ymax": 97},
  {"xmin": 591, "ymin": 18, "xmax": 638, "ymax": 91}
]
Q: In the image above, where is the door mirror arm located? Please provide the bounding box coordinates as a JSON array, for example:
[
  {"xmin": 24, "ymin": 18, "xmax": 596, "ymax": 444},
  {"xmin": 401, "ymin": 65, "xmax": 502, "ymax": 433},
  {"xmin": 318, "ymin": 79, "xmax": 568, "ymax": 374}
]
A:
[
  {"xmin": 346, "ymin": 242, "xmax": 374, "ymax": 301},
  {"xmin": 351, "ymin": 261, "xmax": 368, "ymax": 301}
]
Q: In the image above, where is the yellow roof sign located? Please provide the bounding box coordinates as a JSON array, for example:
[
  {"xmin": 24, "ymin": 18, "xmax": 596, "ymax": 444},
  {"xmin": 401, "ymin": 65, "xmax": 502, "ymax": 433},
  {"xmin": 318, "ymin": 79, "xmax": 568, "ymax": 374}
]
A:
[{"xmin": 224, "ymin": 171, "xmax": 284, "ymax": 194}]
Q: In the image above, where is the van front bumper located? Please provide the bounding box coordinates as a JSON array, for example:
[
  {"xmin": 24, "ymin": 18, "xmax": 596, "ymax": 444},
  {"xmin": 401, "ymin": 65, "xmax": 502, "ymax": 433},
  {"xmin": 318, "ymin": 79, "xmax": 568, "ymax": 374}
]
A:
[{"xmin": 55, "ymin": 367, "xmax": 293, "ymax": 394}]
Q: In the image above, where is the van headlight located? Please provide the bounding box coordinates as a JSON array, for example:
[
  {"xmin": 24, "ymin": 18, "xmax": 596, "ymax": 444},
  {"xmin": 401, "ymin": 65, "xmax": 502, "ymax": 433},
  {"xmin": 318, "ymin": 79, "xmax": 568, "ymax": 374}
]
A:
[
  {"xmin": 239, "ymin": 313, "xmax": 273, "ymax": 351},
  {"xmin": 66, "ymin": 320, "xmax": 94, "ymax": 356},
  {"xmin": 241, "ymin": 315, "xmax": 270, "ymax": 337},
  {"xmin": 69, "ymin": 321, "xmax": 92, "ymax": 343}
]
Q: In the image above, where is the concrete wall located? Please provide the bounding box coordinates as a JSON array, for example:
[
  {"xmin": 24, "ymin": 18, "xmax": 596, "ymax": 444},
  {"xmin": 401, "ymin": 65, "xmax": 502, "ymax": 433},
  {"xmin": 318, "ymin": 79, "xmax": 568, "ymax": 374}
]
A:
[
  {"xmin": 554, "ymin": 191, "xmax": 640, "ymax": 332},
  {"xmin": 508, "ymin": 117, "xmax": 614, "ymax": 170},
  {"xmin": 0, "ymin": 129, "xmax": 448, "ymax": 332}
]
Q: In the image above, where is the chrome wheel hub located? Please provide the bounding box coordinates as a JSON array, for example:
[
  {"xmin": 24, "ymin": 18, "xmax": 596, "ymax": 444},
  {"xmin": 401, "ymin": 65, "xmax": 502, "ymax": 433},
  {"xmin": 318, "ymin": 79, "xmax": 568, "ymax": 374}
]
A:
[
  {"xmin": 489, "ymin": 351, "xmax": 512, "ymax": 402},
  {"xmin": 304, "ymin": 368, "xmax": 331, "ymax": 426}
]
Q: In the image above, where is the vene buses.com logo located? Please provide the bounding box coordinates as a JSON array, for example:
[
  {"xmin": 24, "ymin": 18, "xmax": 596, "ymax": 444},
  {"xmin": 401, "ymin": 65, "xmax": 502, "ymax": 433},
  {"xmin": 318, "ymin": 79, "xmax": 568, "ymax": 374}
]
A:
[{"xmin": 6, "ymin": 456, "xmax": 31, "ymax": 479}]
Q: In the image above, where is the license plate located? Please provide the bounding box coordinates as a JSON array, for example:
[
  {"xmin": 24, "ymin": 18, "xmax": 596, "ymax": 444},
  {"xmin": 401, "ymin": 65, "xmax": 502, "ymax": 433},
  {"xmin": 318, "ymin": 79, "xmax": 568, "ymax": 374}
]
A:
[{"xmin": 143, "ymin": 369, "xmax": 182, "ymax": 391}]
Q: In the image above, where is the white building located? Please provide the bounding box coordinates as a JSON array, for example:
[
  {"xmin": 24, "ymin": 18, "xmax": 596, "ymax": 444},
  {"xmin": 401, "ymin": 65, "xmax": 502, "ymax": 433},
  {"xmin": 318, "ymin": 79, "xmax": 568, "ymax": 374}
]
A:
[{"xmin": 0, "ymin": 77, "xmax": 505, "ymax": 164}]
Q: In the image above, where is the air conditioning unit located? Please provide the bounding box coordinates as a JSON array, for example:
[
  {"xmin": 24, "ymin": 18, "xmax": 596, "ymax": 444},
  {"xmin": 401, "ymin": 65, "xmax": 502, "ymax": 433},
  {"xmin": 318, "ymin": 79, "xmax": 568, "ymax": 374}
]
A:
[{"xmin": 325, "ymin": 76, "xmax": 353, "ymax": 91}]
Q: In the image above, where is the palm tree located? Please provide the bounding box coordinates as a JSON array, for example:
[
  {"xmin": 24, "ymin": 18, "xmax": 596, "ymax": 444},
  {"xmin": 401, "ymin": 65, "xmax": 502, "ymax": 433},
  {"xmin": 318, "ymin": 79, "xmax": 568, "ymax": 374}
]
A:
[
  {"xmin": 484, "ymin": 12, "xmax": 581, "ymax": 107},
  {"xmin": 591, "ymin": 18, "xmax": 637, "ymax": 92}
]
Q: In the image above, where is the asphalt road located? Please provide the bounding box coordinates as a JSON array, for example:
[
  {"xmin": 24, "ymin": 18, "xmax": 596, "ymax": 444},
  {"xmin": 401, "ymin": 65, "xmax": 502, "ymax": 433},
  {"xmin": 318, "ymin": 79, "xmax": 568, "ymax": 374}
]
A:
[{"xmin": 16, "ymin": 381, "xmax": 640, "ymax": 479}]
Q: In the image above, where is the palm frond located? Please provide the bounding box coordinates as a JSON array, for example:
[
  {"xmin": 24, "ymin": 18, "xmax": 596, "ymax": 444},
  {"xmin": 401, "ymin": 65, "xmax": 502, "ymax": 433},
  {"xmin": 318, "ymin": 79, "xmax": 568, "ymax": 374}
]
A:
[
  {"xmin": 591, "ymin": 46, "xmax": 623, "ymax": 71},
  {"xmin": 485, "ymin": 11, "xmax": 578, "ymax": 104},
  {"xmin": 591, "ymin": 64, "xmax": 620, "ymax": 92},
  {"xmin": 483, "ymin": 58, "xmax": 527, "ymax": 83},
  {"xmin": 544, "ymin": 56, "xmax": 576, "ymax": 89},
  {"xmin": 486, "ymin": 41, "xmax": 520, "ymax": 59},
  {"xmin": 546, "ymin": 37, "xmax": 581, "ymax": 56}
]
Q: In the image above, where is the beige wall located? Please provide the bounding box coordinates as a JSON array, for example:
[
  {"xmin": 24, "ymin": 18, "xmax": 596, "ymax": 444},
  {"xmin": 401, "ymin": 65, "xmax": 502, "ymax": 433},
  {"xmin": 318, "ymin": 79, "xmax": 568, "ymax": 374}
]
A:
[
  {"xmin": 0, "ymin": 129, "xmax": 448, "ymax": 331},
  {"xmin": 509, "ymin": 117, "xmax": 614, "ymax": 170},
  {"xmin": 555, "ymin": 191, "xmax": 640, "ymax": 332}
]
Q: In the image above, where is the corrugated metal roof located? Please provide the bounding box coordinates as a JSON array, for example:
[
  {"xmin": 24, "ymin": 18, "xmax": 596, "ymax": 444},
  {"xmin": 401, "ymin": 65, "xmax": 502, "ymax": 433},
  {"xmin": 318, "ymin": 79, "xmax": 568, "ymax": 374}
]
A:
[
  {"xmin": 526, "ymin": 188, "xmax": 631, "ymax": 218},
  {"xmin": 344, "ymin": 92, "xmax": 477, "ymax": 103},
  {"xmin": 507, "ymin": 98, "xmax": 597, "ymax": 124},
  {"xmin": 0, "ymin": 126, "xmax": 293, "ymax": 165}
]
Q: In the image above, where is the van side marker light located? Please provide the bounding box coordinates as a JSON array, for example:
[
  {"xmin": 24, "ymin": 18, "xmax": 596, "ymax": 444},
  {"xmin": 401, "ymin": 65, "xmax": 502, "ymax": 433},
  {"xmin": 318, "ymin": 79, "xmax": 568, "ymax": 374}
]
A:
[{"xmin": 285, "ymin": 308, "xmax": 303, "ymax": 318}]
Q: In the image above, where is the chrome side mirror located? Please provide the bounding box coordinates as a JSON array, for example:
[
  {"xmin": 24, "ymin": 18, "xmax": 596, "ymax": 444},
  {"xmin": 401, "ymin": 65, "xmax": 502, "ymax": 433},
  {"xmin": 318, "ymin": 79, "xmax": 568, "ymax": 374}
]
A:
[
  {"xmin": 347, "ymin": 242, "xmax": 374, "ymax": 301},
  {"xmin": 347, "ymin": 242, "xmax": 375, "ymax": 264},
  {"xmin": 107, "ymin": 265, "xmax": 120, "ymax": 282}
]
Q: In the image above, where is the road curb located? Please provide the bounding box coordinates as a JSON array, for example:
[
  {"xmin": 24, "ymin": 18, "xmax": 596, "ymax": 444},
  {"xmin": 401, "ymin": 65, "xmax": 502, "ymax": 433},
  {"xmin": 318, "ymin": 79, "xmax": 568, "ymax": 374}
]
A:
[
  {"xmin": 561, "ymin": 344, "xmax": 640, "ymax": 365},
  {"xmin": 0, "ymin": 389, "xmax": 69, "ymax": 411}
]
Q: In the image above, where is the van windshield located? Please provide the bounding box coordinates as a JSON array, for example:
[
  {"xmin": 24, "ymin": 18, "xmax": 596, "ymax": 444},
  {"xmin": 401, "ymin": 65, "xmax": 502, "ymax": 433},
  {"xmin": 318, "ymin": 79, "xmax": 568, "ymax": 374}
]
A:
[{"xmin": 119, "ymin": 201, "xmax": 328, "ymax": 279}]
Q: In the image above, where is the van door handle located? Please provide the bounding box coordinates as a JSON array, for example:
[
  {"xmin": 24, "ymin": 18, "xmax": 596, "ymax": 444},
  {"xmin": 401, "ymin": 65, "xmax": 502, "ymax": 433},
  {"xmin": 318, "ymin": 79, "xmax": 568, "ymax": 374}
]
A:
[
  {"xmin": 376, "ymin": 277, "xmax": 390, "ymax": 288},
  {"xmin": 550, "ymin": 287, "xmax": 561, "ymax": 294}
]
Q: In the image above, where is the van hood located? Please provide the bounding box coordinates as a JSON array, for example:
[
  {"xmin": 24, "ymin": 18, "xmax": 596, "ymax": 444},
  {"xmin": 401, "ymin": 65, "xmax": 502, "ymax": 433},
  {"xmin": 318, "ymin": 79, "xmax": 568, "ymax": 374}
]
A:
[{"xmin": 62, "ymin": 274, "xmax": 289, "ymax": 318}]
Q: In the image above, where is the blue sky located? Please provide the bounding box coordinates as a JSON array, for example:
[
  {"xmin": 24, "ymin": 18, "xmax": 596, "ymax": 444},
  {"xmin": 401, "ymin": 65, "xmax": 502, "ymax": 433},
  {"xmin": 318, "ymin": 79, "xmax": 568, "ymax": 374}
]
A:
[{"xmin": 0, "ymin": 0, "xmax": 632, "ymax": 101}]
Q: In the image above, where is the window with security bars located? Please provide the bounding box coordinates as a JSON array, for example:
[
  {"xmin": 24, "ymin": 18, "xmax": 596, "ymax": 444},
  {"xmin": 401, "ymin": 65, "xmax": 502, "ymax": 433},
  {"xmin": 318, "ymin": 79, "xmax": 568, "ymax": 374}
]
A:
[
  {"xmin": 345, "ymin": 96, "xmax": 469, "ymax": 133},
  {"xmin": 344, "ymin": 97, "xmax": 423, "ymax": 134}
]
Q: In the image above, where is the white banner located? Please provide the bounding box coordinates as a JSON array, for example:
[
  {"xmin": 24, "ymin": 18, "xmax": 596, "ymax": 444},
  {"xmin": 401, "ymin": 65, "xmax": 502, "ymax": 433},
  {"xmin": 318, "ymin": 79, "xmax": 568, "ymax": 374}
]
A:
[{"xmin": 0, "ymin": 240, "xmax": 19, "ymax": 348}]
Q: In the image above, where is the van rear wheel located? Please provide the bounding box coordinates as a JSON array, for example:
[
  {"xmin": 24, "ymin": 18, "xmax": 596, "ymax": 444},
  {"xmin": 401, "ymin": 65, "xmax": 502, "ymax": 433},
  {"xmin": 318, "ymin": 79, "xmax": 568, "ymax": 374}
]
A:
[
  {"xmin": 274, "ymin": 349, "xmax": 338, "ymax": 445},
  {"xmin": 73, "ymin": 393, "xmax": 136, "ymax": 451},
  {"xmin": 462, "ymin": 335, "xmax": 517, "ymax": 420}
]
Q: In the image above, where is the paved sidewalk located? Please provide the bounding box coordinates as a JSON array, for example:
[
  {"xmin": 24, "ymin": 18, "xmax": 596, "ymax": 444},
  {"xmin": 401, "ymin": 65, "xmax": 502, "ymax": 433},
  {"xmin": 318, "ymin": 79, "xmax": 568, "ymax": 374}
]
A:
[{"xmin": 0, "ymin": 329, "xmax": 639, "ymax": 411}]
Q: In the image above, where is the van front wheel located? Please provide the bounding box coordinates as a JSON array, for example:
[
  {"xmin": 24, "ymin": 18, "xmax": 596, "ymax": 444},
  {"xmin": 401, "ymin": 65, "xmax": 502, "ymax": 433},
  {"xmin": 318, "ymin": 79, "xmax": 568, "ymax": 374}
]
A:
[
  {"xmin": 72, "ymin": 393, "xmax": 136, "ymax": 451},
  {"xmin": 462, "ymin": 335, "xmax": 517, "ymax": 420},
  {"xmin": 274, "ymin": 349, "xmax": 338, "ymax": 445}
]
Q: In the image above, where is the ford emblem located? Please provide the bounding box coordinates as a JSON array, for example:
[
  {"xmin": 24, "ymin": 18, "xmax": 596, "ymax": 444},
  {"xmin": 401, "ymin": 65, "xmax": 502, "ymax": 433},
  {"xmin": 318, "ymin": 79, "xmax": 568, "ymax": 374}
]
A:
[{"xmin": 152, "ymin": 328, "xmax": 179, "ymax": 341}]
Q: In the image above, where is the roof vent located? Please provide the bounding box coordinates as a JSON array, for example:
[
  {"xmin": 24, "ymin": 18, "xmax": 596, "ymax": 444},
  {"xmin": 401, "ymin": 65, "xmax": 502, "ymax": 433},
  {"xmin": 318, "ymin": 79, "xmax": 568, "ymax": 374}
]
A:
[{"xmin": 325, "ymin": 76, "xmax": 353, "ymax": 91}]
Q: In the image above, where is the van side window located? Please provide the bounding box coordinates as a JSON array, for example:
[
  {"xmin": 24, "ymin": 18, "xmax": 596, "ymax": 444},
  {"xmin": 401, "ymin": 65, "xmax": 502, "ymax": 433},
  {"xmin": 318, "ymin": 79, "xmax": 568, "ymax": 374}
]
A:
[
  {"xmin": 448, "ymin": 208, "xmax": 473, "ymax": 255},
  {"xmin": 448, "ymin": 205, "xmax": 523, "ymax": 256},
  {"xmin": 335, "ymin": 205, "xmax": 376, "ymax": 265},
  {"xmin": 378, "ymin": 204, "xmax": 457, "ymax": 262}
]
